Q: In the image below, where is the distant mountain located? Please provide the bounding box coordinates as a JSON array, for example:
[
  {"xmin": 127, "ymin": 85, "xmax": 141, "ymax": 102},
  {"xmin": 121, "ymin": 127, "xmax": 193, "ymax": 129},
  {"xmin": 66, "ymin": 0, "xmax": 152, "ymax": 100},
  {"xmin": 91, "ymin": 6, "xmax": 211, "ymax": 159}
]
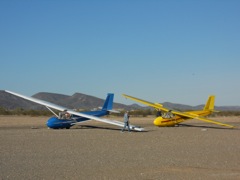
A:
[
  {"xmin": 0, "ymin": 90, "xmax": 39, "ymax": 110},
  {"xmin": 0, "ymin": 91, "xmax": 130, "ymax": 110},
  {"xmin": 160, "ymin": 102, "xmax": 240, "ymax": 111},
  {"xmin": 0, "ymin": 90, "xmax": 240, "ymax": 111}
]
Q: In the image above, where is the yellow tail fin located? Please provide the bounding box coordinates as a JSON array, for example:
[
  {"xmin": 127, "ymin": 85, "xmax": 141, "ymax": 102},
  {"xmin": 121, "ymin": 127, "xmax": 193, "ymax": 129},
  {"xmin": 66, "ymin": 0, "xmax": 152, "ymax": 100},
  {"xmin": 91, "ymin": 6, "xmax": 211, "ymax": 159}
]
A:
[{"xmin": 203, "ymin": 95, "xmax": 215, "ymax": 111}]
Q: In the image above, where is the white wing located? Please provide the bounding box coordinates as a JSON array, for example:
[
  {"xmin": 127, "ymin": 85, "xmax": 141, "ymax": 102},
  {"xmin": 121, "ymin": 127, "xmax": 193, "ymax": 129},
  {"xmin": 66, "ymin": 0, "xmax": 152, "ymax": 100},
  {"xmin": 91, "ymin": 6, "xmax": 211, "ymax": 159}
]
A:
[
  {"xmin": 5, "ymin": 90, "xmax": 144, "ymax": 131},
  {"xmin": 5, "ymin": 90, "xmax": 68, "ymax": 111}
]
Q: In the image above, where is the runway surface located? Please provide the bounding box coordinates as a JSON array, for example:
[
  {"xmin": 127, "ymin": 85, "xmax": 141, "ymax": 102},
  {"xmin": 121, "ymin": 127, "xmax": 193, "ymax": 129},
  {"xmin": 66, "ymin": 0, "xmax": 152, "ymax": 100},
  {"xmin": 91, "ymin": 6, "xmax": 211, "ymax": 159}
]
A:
[{"xmin": 0, "ymin": 116, "xmax": 239, "ymax": 180}]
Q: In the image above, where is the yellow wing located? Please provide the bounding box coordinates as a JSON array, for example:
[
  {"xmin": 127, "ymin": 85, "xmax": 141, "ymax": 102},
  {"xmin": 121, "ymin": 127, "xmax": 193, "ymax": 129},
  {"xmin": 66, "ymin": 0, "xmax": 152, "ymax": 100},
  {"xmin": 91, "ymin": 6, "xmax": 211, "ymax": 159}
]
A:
[
  {"xmin": 122, "ymin": 94, "xmax": 169, "ymax": 111},
  {"xmin": 122, "ymin": 94, "xmax": 234, "ymax": 128},
  {"xmin": 194, "ymin": 116, "xmax": 234, "ymax": 128}
]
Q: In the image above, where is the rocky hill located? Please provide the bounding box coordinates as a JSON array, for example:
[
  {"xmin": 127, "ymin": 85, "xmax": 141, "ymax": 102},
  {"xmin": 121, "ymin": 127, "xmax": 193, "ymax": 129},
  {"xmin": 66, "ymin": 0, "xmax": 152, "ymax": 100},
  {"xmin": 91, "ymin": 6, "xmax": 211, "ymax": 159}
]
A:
[
  {"xmin": 0, "ymin": 91, "xmax": 130, "ymax": 110},
  {"xmin": 0, "ymin": 90, "xmax": 240, "ymax": 111}
]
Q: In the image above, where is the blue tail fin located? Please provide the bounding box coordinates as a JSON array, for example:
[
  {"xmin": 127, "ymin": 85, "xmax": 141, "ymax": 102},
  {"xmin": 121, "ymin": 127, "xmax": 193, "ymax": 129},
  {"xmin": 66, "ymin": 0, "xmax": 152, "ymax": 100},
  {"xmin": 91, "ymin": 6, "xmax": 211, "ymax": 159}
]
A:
[{"xmin": 102, "ymin": 93, "xmax": 114, "ymax": 111}]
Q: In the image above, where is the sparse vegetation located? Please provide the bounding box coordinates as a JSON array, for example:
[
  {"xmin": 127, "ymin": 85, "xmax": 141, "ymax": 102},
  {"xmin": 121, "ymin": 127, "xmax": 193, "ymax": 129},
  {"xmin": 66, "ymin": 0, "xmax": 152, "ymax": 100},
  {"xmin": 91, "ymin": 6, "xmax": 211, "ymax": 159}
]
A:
[
  {"xmin": 0, "ymin": 107, "xmax": 52, "ymax": 116},
  {"xmin": 0, "ymin": 107, "xmax": 239, "ymax": 117},
  {"xmin": 210, "ymin": 111, "xmax": 240, "ymax": 117}
]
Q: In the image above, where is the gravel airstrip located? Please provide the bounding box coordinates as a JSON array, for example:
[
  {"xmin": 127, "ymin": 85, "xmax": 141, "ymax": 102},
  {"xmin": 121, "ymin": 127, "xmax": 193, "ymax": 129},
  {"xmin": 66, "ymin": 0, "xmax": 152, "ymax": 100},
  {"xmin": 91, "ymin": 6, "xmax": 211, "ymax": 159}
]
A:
[{"xmin": 0, "ymin": 115, "xmax": 239, "ymax": 180}]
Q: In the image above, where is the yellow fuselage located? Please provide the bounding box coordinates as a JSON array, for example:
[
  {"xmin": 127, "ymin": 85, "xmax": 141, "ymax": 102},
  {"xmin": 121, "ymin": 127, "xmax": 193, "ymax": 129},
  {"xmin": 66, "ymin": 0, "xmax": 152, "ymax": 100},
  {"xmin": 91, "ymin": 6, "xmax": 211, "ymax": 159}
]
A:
[
  {"xmin": 153, "ymin": 110, "xmax": 211, "ymax": 127},
  {"xmin": 153, "ymin": 116, "xmax": 185, "ymax": 127}
]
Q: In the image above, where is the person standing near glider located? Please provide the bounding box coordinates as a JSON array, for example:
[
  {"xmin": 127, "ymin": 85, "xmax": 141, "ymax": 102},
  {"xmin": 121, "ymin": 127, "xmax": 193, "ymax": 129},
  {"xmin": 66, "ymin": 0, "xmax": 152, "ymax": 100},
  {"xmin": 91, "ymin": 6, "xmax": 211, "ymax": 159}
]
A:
[{"xmin": 121, "ymin": 111, "xmax": 131, "ymax": 132}]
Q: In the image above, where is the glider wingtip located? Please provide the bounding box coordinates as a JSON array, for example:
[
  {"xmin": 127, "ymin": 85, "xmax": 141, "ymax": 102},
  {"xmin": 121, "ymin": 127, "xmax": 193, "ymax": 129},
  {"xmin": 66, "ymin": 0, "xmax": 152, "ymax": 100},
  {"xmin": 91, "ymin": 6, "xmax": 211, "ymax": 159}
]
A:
[{"xmin": 4, "ymin": 90, "xmax": 13, "ymax": 94}]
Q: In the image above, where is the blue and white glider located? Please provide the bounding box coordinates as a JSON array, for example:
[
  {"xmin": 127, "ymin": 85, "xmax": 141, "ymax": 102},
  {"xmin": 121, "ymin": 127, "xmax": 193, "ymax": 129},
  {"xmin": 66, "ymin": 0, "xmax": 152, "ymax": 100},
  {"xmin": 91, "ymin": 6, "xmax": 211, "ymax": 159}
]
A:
[{"xmin": 5, "ymin": 90, "xmax": 144, "ymax": 131}]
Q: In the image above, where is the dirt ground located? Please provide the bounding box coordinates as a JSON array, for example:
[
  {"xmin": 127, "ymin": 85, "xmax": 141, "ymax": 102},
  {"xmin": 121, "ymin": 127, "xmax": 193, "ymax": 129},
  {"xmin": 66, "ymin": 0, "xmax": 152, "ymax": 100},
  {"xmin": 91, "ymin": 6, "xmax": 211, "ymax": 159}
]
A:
[{"xmin": 0, "ymin": 115, "xmax": 240, "ymax": 180}]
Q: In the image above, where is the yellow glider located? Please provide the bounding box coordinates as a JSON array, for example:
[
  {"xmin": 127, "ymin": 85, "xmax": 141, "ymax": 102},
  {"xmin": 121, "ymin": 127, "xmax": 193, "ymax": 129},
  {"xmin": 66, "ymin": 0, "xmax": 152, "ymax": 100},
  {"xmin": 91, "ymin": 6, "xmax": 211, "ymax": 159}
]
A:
[{"xmin": 122, "ymin": 94, "xmax": 234, "ymax": 128}]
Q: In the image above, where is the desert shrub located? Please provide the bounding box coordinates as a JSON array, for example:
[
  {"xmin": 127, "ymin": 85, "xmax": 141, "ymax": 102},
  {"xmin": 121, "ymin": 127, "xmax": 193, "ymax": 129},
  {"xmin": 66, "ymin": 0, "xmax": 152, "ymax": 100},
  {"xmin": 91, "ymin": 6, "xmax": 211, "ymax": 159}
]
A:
[{"xmin": 0, "ymin": 107, "xmax": 11, "ymax": 115}]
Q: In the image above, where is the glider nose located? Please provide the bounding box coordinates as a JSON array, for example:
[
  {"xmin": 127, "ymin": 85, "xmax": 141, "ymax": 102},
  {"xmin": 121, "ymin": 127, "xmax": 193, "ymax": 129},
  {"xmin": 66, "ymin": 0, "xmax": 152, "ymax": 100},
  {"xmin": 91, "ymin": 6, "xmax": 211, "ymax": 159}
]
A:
[
  {"xmin": 154, "ymin": 117, "xmax": 163, "ymax": 126},
  {"xmin": 46, "ymin": 117, "xmax": 58, "ymax": 128}
]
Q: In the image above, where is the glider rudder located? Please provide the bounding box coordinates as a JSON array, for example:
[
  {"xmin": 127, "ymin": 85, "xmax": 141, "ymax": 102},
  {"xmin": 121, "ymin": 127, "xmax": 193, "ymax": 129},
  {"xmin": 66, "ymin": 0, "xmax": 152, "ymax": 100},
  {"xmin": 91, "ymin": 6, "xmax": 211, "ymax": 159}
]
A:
[
  {"xmin": 102, "ymin": 93, "xmax": 114, "ymax": 111},
  {"xmin": 203, "ymin": 95, "xmax": 215, "ymax": 111}
]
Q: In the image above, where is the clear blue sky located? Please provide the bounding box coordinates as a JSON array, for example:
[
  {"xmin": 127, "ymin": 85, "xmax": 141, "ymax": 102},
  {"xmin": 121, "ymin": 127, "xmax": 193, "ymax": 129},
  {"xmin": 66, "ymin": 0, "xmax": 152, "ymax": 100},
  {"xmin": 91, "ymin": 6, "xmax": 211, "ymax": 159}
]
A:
[{"xmin": 0, "ymin": 0, "xmax": 240, "ymax": 106}]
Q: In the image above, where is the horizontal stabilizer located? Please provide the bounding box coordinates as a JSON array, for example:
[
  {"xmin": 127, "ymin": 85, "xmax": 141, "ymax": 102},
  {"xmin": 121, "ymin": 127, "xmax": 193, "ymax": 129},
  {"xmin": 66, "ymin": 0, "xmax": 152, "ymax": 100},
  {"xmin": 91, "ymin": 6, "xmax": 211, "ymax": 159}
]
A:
[{"xmin": 108, "ymin": 110, "xmax": 120, "ymax": 113}]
